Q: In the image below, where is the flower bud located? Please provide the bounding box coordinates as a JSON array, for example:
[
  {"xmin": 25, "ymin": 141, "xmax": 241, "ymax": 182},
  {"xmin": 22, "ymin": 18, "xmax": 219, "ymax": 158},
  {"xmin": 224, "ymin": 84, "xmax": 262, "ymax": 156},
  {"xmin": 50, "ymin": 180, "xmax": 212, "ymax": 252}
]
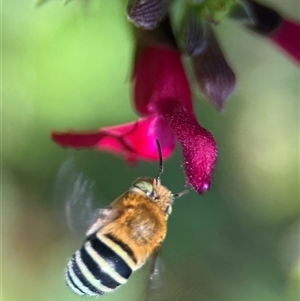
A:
[
  {"xmin": 180, "ymin": 10, "xmax": 208, "ymax": 57},
  {"xmin": 128, "ymin": 0, "xmax": 168, "ymax": 30},
  {"xmin": 192, "ymin": 26, "xmax": 236, "ymax": 110}
]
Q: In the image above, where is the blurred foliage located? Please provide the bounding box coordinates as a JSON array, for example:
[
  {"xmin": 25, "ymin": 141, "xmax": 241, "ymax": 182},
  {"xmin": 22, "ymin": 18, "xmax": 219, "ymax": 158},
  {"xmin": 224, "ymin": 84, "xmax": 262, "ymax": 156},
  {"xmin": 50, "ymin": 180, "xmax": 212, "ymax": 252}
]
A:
[{"xmin": 2, "ymin": 1, "xmax": 299, "ymax": 301}]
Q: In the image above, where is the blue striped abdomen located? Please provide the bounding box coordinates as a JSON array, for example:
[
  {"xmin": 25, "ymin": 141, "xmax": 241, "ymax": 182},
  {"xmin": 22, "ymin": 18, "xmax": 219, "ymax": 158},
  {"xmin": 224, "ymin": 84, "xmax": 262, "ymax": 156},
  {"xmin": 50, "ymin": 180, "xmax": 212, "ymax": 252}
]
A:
[{"xmin": 65, "ymin": 233, "xmax": 137, "ymax": 296}]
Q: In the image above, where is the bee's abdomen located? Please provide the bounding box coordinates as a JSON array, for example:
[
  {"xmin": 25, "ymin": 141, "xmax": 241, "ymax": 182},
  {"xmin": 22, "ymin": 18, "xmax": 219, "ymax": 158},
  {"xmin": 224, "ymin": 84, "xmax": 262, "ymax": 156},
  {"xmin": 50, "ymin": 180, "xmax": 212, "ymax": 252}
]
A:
[{"xmin": 65, "ymin": 233, "xmax": 137, "ymax": 296}]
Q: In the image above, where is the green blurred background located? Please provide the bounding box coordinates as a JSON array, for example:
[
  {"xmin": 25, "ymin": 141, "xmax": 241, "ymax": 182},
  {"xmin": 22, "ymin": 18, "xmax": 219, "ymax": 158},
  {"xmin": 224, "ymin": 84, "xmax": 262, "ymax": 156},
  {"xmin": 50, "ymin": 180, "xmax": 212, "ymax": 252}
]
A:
[{"xmin": 2, "ymin": 1, "xmax": 299, "ymax": 300}]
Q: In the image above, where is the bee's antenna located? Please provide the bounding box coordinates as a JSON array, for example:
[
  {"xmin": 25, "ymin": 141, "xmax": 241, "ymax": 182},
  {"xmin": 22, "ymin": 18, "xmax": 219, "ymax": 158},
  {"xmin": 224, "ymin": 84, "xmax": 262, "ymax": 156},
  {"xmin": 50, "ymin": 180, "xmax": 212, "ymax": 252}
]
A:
[{"xmin": 156, "ymin": 140, "xmax": 163, "ymax": 183}]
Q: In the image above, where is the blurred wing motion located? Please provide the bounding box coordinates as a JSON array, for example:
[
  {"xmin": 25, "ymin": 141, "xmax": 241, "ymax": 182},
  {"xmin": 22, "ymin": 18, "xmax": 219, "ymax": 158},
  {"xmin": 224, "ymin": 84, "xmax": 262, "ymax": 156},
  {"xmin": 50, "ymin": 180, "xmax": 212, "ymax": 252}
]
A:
[
  {"xmin": 53, "ymin": 157, "xmax": 98, "ymax": 236},
  {"xmin": 143, "ymin": 251, "xmax": 165, "ymax": 301}
]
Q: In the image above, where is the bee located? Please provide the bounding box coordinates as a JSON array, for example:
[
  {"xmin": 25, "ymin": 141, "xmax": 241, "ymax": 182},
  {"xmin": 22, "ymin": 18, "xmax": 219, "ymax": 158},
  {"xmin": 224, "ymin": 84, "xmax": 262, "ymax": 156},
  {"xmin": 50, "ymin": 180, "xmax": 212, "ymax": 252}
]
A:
[{"xmin": 65, "ymin": 140, "xmax": 186, "ymax": 296}]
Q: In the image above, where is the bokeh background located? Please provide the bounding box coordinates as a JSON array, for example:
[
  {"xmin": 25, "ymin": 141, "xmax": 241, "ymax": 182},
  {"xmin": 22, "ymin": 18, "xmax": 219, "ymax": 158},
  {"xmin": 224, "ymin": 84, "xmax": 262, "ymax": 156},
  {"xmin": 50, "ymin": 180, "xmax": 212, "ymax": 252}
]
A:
[{"xmin": 3, "ymin": 1, "xmax": 299, "ymax": 300}]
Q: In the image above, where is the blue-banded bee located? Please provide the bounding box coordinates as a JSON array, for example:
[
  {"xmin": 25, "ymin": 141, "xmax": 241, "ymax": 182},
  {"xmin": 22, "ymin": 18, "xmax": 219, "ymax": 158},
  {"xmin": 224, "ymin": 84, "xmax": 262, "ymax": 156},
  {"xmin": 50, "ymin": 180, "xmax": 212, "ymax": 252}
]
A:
[{"xmin": 65, "ymin": 140, "xmax": 186, "ymax": 296}]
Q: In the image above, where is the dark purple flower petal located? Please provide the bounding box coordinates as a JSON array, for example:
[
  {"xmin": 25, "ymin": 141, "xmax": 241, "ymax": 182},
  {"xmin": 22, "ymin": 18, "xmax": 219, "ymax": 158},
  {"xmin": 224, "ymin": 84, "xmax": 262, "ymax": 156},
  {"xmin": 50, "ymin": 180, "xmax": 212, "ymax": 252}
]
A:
[
  {"xmin": 157, "ymin": 99, "xmax": 218, "ymax": 194},
  {"xmin": 52, "ymin": 115, "xmax": 176, "ymax": 163},
  {"xmin": 192, "ymin": 26, "xmax": 236, "ymax": 110},
  {"xmin": 180, "ymin": 11, "xmax": 208, "ymax": 57},
  {"xmin": 246, "ymin": 0, "xmax": 282, "ymax": 35},
  {"xmin": 128, "ymin": 0, "xmax": 168, "ymax": 30},
  {"xmin": 244, "ymin": 1, "xmax": 300, "ymax": 64}
]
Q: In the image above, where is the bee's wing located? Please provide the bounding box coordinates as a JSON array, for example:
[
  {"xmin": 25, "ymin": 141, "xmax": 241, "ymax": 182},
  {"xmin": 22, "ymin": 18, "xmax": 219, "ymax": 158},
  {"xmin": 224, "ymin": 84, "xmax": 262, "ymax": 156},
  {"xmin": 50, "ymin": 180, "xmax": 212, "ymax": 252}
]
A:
[
  {"xmin": 53, "ymin": 157, "xmax": 122, "ymax": 237},
  {"xmin": 143, "ymin": 248, "xmax": 165, "ymax": 301},
  {"xmin": 53, "ymin": 157, "xmax": 101, "ymax": 236}
]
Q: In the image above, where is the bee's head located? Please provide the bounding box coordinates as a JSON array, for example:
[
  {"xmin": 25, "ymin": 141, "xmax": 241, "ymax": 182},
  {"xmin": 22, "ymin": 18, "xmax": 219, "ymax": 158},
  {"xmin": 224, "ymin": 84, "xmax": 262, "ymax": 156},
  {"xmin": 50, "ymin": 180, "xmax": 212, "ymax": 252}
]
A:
[
  {"xmin": 129, "ymin": 140, "xmax": 165, "ymax": 201},
  {"xmin": 129, "ymin": 140, "xmax": 187, "ymax": 215},
  {"xmin": 130, "ymin": 177, "xmax": 173, "ymax": 215}
]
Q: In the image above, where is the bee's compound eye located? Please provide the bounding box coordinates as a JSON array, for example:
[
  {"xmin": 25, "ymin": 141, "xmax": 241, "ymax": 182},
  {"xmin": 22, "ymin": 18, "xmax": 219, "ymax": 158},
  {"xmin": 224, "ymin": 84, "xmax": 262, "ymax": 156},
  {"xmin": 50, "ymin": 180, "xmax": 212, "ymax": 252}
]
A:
[{"xmin": 133, "ymin": 181, "xmax": 154, "ymax": 198}]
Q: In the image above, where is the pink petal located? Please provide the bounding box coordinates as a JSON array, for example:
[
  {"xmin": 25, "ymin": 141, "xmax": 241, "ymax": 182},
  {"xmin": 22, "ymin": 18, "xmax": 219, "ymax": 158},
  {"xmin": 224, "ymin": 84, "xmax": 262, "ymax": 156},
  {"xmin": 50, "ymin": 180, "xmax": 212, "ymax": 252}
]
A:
[
  {"xmin": 133, "ymin": 46, "xmax": 193, "ymax": 116},
  {"xmin": 157, "ymin": 99, "xmax": 218, "ymax": 194},
  {"xmin": 52, "ymin": 115, "xmax": 176, "ymax": 163},
  {"xmin": 270, "ymin": 19, "xmax": 300, "ymax": 65}
]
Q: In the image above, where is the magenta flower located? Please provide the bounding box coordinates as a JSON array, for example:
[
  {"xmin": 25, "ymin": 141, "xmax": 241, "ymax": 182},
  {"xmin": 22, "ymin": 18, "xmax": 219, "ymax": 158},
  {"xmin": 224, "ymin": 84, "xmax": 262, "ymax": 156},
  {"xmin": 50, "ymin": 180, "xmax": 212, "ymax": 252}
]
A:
[
  {"xmin": 51, "ymin": 1, "xmax": 298, "ymax": 195},
  {"xmin": 52, "ymin": 115, "xmax": 176, "ymax": 164},
  {"xmin": 133, "ymin": 45, "xmax": 193, "ymax": 115},
  {"xmin": 268, "ymin": 19, "xmax": 300, "ymax": 65},
  {"xmin": 52, "ymin": 43, "xmax": 218, "ymax": 194},
  {"xmin": 156, "ymin": 99, "xmax": 217, "ymax": 193}
]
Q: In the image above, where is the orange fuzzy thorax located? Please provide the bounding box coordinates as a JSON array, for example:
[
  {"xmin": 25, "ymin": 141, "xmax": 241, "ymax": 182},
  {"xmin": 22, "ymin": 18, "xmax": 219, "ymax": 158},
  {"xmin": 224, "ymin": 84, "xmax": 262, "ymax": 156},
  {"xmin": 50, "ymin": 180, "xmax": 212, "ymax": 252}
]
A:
[{"xmin": 98, "ymin": 179, "xmax": 173, "ymax": 267}]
